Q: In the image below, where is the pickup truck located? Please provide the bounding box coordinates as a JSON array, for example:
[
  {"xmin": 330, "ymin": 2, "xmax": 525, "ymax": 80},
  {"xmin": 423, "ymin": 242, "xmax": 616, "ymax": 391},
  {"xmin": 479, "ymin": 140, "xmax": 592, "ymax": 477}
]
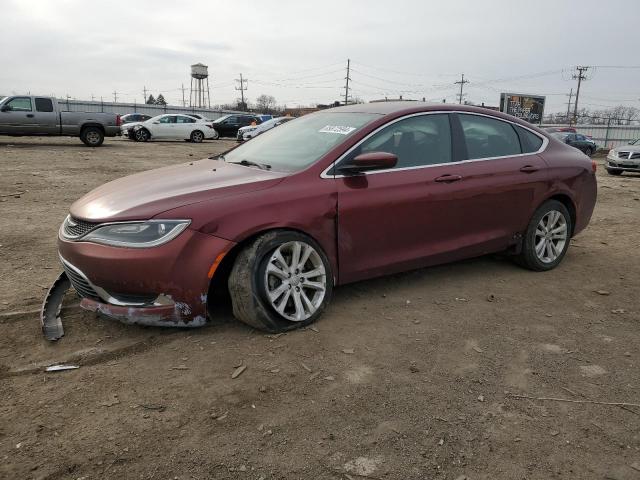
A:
[{"xmin": 0, "ymin": 95, "xmax": 121, "ymax": 146}]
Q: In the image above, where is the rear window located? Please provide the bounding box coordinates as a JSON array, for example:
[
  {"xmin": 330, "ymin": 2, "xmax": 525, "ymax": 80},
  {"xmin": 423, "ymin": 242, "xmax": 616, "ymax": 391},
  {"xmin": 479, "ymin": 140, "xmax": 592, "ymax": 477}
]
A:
[
  {"xmin": 35, "ymin": 98, "xmax": 54, "ymax": 112},
  {"xmin": 514, "ymin": 125, "xmax": 543, "ymax": 153},
  {"xmin": 459, "ymin": 114, "xmax": 521, "ymax": 159}
]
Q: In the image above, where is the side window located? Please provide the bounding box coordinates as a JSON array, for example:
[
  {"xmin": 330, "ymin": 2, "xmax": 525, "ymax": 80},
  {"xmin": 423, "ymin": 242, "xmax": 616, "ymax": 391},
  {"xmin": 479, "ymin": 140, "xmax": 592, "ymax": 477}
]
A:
[
  {"xmin": 6, "ymin": 97, "xmax": 32, "ymax": 112},
  {"xmin": 459, "ymin": 114, "xmax": 521, "ymax": 159},
  {"xmin": 176, "ymin": 116, "xmax": 195, "ymax": 123},
  {"xmin": 35, "ymin": 98, "xmax": 54, "ymax": 112},
  {"xmin": 227, "ymin": 116, "xmax": 239, "ymax": 124},
  {"xmin": 575, "ymin": 134, "xmax": 586, "ymax": 141},
  {"xmin": 158, "ymin": 116, "xmax": 171, "ymax": 124},
  {"xmin": 348, "ymin": 114, "xmax": 452, "ymax": 169},
  {"xmin": 514, "ymin": 125, "xmax": 544, "ymax": 153}
]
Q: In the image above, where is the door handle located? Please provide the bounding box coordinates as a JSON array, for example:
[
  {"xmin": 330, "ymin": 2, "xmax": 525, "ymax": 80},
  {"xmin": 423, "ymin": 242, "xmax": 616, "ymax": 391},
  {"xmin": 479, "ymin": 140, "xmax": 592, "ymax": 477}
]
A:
[
  {"xmin": 519, "ymin": 165, "xmax": 539, "ymax": 173},
  {"xmin": 434, "ymin": 174, "xmax": 462, "ymax": 183},
  {"xmin": 26, "ymin": 114, "xmax": 34, "ymax": 118}
]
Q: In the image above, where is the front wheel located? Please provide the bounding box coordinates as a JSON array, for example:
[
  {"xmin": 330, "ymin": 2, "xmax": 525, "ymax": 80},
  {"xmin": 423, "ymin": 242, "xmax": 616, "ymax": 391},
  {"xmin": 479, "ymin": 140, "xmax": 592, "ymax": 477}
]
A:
[
  {"xmin": 606, "ymin": 169, "xmax": 623, "ymax": 176},
  {"xmin": 514, "ymin": 200, "xmax": 572, "ymax": 271},
  {"xmin": 80, "ymin": 127, "xmax": 104, "ymax": 147},
  {"xmin": 228, "ymin": 231, "xmax": 333, "ymax": 332},
  {"xmin": 135, "ymin": 128, "xmax": 150, "ymax": 142}
]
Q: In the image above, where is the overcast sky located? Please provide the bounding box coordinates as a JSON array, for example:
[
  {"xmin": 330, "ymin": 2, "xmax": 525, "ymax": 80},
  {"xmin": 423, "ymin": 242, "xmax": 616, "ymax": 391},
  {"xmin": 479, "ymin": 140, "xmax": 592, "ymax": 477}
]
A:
[{"xmin": 1, "ymin": 0, "xmax": 639, "ymax": 113}]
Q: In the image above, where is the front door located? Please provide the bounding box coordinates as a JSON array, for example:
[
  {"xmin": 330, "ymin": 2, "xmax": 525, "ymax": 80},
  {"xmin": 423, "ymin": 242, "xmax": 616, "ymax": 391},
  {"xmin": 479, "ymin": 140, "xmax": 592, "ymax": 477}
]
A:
[
  {"xmin": 0, "ymin": 97, "xmax": 36, "ymax": 134},
  {"xmin": 335, "ymin": 113, "xmax": 460, "ymax": 283}
]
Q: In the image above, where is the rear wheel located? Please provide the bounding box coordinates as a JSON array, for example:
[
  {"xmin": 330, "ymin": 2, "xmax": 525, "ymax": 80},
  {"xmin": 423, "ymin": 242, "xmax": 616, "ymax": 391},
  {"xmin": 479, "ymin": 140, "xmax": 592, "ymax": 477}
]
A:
[
  {"xmin": 515, "ymin": 200, "xmax": 572, "ymax": 271},
  {"xmin": 190, "ymin": 130, "xmax": 204, "ymax": 143},
  {"xmin": 228, "ymin": 231, "xmax": 333, "ymax": 332},
  {"xmin": 585, "ymin": 147, "xmax": 594, "ymax": 156},
  {"xmin": 80, "ymin": 127, "xmax": 104, "ymax": 147},
  {"xmin": 606, "ymin": 169, "xmax": 623, "ymax": 176}
]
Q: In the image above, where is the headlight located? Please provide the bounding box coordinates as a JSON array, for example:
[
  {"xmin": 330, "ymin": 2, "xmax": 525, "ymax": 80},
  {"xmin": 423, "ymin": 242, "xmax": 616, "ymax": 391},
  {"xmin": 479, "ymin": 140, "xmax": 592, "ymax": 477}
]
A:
[{"xmin": 82, "ymin": 220, "xmax": 190, "ymax": 248}]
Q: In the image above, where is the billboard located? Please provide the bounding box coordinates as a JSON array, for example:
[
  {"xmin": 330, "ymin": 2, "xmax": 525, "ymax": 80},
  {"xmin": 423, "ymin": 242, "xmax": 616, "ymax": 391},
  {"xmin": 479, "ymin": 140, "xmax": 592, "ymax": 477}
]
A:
[{"xmin": 499, "ymin": 93, "xmax": 545, "ymax": 124}]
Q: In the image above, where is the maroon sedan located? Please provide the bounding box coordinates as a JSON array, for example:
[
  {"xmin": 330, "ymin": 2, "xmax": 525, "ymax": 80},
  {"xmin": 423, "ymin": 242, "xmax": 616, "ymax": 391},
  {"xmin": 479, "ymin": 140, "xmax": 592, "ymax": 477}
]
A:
[{"xmin": 52, "ymin": 102, "xmax": 597, "ymax": 334}]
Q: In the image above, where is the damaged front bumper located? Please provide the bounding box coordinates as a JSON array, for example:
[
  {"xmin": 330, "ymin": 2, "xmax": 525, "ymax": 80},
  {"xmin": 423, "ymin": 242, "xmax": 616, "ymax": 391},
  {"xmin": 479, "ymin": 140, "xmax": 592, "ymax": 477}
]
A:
[{"xmin": 41, "ymin": 228, "xmax": 234, "ymax": 340}]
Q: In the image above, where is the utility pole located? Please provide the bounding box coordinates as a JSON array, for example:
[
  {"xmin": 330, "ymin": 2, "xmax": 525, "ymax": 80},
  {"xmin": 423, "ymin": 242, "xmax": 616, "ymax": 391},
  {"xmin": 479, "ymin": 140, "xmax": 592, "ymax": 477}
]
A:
[
  {"xmin": 565, "ymin": 88, "xmax": 573, "ymax": 122},
  {"xmin": 113, "ymin": 91, "xmax": 118, "ymax": 103},
  {"xmin": 90, "ymin": 94, "xmax": 95, "ymax": 102},
  {"xmin": 143, "ymin": 86, "xmax": 148, "ymax": 104},
  {"xmin": 572, "ymin": 66, "xmax": 589, "ymax": 125},
  {"xmin": 344, "ymin": 58, "xmax": 351, "ymax": 105},
  {"xmin": 180, "ymin": 83, "xmax": 187, "ymax": 107},
  {"xmin": 235, "ymin": 74, "xmax": 248, "ymax": 111},
  {"xmin": 454, "ymin": 74, "xmax": 469, "ymax": 104}
]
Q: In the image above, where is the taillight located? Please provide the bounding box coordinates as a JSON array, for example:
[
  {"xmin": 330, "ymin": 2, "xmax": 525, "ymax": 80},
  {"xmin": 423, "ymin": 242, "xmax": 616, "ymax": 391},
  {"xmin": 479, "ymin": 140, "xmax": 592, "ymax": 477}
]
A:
[
  {"xmin": 116, "ymin": 115, "xmax": 122, "ymax": 126},
  {"xmin": 591, "ymin": 160, "xmax": 597, "ymax": 173}
]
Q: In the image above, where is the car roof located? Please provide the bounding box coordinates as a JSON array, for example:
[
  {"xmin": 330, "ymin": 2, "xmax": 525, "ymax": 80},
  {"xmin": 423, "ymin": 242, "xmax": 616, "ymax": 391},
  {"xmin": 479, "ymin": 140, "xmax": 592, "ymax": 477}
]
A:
[{"xmin": 325, "ymin": 101, "xmax": 547, "ymax": 133}]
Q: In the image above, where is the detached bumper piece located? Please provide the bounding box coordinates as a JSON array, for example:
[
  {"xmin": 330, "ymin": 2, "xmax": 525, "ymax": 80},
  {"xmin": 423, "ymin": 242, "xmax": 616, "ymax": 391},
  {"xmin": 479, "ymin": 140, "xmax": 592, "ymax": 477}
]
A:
[
  {"xmin": 40, "ymin": 271, "xmax": 71, "ymax": 341},
  {"xmin": 79, "ymin": 297, "xmax": 206, "ymax": 328}
]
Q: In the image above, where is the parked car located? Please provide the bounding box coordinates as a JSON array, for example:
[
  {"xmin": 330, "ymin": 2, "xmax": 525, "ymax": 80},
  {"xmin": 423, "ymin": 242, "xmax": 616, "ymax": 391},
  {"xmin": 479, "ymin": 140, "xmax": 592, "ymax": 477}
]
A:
[
  {"xmin": 211, "ymin": 114, "xmax": 261, "ymax": 138},
  {"xmin": 552, "ymin": 132, "xmax": 597, "ymax": 156},
  {"xmin": 0, "ymin": 95, "xmax": 121, "ymax": 146},
  {"xmin": 54, "ymin": 102, "xmax": 597, "ymax": 334},
  {"xmin": 606, "ymin": 139, "xmax": 640, "ymax": 175},
  {"xmin": 121, "ymin": 114, "xmax": 218, "ymax": 142},
  {"xmin": 545, "ymin": 126, "xmax": 577, "ymax": 134},
  {"xmin": 121, "ymin": 113, "xmax": 152, "ymax": 124},
  {"xmin": 237, "ymin": 116, "xmax": 294, "ymax": 141}
]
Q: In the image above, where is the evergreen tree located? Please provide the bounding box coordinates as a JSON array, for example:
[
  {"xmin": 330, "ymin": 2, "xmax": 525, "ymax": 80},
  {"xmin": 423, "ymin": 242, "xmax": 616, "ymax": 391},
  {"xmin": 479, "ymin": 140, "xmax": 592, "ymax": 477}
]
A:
[
  {"xmin": 146, "ymin": 94, "xmax": 156, "ymax": 105},
  {"xmin": 155, "ymin": 94, "xmax": 167, "ymax": 106}
]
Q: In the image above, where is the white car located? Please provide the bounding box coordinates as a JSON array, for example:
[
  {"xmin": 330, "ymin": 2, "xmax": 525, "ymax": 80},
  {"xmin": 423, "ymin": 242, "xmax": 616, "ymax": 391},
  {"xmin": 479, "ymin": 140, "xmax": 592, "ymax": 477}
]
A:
[
  {"xmin": 236, "ymin": 116, "xmax": 294, "ymax": 141},
  {"xmin": 121, "ymin": 114, "xmax": 219, "ymax": 143}
]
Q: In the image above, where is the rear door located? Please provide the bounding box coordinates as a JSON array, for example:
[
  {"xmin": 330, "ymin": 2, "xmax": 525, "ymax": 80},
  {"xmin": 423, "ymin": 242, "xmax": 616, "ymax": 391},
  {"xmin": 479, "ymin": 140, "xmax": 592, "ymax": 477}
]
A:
[
  {"xmin": 175, "ymin": 115, "xmax": 197, "ymax": 138},
  {"xmin": 0, "ymin": 96, "xmax": 36, "ymax": 134},
  {"xmin": 33, "ymin": 97, "xmax": 59, "ymax": 134},
  {"xmin": 444, "ymin": 113, "xmax": 549, "ymax": 251}
]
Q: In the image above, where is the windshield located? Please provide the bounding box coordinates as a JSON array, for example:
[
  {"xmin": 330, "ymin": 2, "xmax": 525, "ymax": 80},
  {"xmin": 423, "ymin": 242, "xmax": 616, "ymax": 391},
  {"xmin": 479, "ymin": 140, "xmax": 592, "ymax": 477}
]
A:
[
  {"xmin": 213, "ymin": 115, "xmax": 230, "ymax": 123},
  {"xmin": 631, "ymin": 139, "xmax": 640, "ymax": 145},
  {"xmin": 222, "ymin": 112, "xmax": 379, "ymax": 172}
]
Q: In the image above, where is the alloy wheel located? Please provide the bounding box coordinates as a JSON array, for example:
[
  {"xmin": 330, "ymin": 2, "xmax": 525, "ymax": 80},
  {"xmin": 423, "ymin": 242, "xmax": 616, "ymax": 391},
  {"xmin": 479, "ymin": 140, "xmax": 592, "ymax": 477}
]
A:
[
  {"xmin": 534, "ymin": 210, "xmax": 568, "ymax": 263},
  {"xmin": 86, "ymin": 131, "xmax": 101, "ymax": 145},
  {"xmin": 263, "ymin": 241, "xmax": 326, "ymax": 322}
]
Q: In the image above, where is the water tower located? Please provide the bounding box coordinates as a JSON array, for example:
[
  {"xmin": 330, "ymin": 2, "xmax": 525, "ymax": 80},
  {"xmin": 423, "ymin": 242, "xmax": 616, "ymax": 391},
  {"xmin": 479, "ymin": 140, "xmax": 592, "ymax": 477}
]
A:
[{"xmin": 190, "ymin": 63, "xmax": 211, "ymax": 108}]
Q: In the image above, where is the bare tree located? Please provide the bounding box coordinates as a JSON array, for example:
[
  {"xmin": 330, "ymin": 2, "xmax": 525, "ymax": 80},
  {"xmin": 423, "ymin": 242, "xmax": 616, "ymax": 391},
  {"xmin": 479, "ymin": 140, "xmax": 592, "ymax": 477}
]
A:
[{"xmin": 256, "ymin": 94, "xmax": 276, "ymax": 113}]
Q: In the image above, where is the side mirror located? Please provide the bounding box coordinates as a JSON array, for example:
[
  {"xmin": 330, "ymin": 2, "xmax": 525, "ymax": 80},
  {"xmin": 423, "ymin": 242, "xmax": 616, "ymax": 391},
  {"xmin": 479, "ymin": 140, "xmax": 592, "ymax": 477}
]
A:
[
  {"xmin": 338, "ymin": 151, "xmax": 398, "ymax": 174},
  {"xmin": 0, "ymin": 105, "xmax": 10, "ymax": 112}
]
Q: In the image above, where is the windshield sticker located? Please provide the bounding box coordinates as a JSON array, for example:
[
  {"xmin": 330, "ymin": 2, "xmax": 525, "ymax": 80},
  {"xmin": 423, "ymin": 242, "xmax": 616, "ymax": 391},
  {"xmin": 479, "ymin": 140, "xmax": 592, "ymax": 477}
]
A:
[{"xmin": 318, "ymin": 125, "xmax": 356, "ymax": 135}]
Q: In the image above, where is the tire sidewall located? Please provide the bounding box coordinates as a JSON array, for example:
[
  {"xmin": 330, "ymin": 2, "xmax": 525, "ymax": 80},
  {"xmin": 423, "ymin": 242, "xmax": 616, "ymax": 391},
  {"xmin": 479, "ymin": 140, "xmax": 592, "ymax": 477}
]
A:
[
  {"xmin": 523, "ymin": 200, "xmax": 572, "ymax": 271},
  {"xmin": 251, "ymin": 231, "xmax": 333, "ymax": 331}
]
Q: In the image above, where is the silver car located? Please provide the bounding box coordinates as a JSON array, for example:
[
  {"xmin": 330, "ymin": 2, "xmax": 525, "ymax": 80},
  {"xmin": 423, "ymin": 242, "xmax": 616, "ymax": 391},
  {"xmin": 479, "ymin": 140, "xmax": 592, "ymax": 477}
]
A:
[{"xmin": 606, "ymin": 139, "xmax": 640, "ymax": 176}]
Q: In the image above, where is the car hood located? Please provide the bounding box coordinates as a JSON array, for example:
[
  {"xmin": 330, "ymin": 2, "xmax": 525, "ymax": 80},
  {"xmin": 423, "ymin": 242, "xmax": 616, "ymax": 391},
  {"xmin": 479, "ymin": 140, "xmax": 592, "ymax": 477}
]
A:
[
  {"xmin": 69, "ymin": 159, "xmax": 287, "ymax": 222},
  {"xmin": 238, "ymin": 126, "xmax": 256, "ymax": 133},
  {"xmin": 615, "ymin": 145, "xmax": 640, "ymax": 153}
]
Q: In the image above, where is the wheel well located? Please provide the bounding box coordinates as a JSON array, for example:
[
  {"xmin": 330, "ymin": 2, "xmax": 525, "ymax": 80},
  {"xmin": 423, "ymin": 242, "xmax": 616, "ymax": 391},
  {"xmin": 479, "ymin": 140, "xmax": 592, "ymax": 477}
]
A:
[
  {"xmin": 81, "ymin": 123, "xmax": 105, "ymax": 134},
  {"xmin": 206, "ymin": 227, "xmax": 318, "ymax": 315},
  {"xmin": 548, "ymin": 194, "xmax": 576, "ymax": 236}
]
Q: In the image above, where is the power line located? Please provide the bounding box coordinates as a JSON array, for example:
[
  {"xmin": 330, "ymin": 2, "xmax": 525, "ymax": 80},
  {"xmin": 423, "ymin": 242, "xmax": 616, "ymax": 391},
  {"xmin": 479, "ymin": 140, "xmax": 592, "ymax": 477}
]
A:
[{"xmin": 454, "ymin": 74, "xmax": 469, "ymax": 104}]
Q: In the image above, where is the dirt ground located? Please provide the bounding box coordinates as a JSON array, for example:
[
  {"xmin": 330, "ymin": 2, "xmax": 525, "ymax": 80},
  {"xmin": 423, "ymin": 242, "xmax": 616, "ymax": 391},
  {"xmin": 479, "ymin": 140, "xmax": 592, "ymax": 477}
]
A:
[{"xmin": 1, "ymin": 136, "xmax": 639, "ymax": 480}]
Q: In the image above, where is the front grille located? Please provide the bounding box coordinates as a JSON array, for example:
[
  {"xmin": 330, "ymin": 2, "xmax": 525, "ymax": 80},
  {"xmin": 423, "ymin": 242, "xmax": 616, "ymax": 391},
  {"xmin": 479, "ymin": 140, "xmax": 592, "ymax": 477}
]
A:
[
  {"xmin": 63, "ymin": 216, "xmax": 97, "ymax": 239},
  {"xmin": 618, "ymin": 151, "xmax": 630, "ymax": 159},
  {"xmin": 631, "ymin": 152, "xmax": 640, "ymax": 160},
  {"xmin": 61, "ymin": 260, "xmax": 100, "ymax": 300}
]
